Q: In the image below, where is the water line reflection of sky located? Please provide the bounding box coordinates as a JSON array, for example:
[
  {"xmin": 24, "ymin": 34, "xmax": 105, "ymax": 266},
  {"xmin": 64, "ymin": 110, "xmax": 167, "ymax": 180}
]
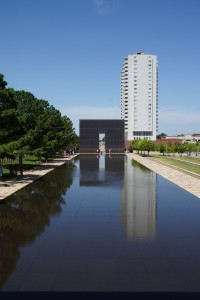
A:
[{"xmin": 1, "ymin": 155, "xmax": 200, "ymax": 292}]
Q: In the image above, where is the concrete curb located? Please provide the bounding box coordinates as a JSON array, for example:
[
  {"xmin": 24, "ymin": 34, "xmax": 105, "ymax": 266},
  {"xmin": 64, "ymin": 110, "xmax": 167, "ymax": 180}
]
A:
[{"xmin": 148, "ymin": 157, "xmax": 200, "ymax": 180}]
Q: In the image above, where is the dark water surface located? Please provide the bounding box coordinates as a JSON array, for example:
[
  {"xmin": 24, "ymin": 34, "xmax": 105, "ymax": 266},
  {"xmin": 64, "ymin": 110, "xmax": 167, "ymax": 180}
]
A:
[{"xmin": 1, "ymin": 155, "xmax": 200, "ymax": 292}]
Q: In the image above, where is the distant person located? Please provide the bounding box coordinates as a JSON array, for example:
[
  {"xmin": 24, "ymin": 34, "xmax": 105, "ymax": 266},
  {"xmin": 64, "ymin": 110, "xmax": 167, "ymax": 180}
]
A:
[
  {"xmin": 19, "ymin": 164, "xmax": 23, "ymax": 176},
  {"xmin": 0, "ymin": 165, "xmax": 3, "ymax": 180},
  {"xmin": 19, "ymin": 155, "xmax": 22, "ymax": 165},
  {"xmin": 9, "ymin": 164, "xmax": 14, "ymax": 176},
  {"xmin": 14, "ymin": 164, "xmax": 18, "ymax": 175}
]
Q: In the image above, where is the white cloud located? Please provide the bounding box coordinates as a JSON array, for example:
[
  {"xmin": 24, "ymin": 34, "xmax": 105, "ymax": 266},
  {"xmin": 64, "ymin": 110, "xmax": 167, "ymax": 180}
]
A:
[
  {"xmin": 61, "ymin": 105, "xmax": 200, "ymax": 136},
  {"xmin": 158, "ymin": 107, "xmax": 200, "ymax": 135},
  {"xmin": 159, "ymin": 107, "xmax": 200, "ymax": 123},
  {"xmin": 92, "ymin": 0, "xmax": 118, "ymax": 15},
  {"xmin": 61, "ymin": 105, "xmax": 120, "ymax": 134}
]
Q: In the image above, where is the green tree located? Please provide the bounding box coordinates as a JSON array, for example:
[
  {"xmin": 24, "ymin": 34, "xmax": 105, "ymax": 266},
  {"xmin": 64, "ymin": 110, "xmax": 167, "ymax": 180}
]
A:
[
  {"xmin": 13, "ymin": 90, "xmax": 49, "ymax": 133},
  {"xmin": 156, "ymin": 132, "xmax": 167, "ymax": 139},
  {"xmin": 171, "ymin": 144, "xmax": 177, "ymax": 156},
  {"xmin": 139, "ymin": 139, "xmax": 156, "ymax": 156},
  {"xmin": 129, "ymin": 139, "xmax": 140, "ymax": 153},
  {"xmin": 177, "ymin": 143, "xmax": 187, "ymax": 157},
  {"xmin": 174, "ymin": 142, "xmax": 180, "ymax": 155},
  {"xmin": 166, "ymin": 142, "xmax": 173, "ymax": 156},
  {"xmin": 19, "ymin": 102, "xmax": 77, "ymax": 154},
  {"xmin": 0, "ymin": 74, "xmax": 7, "ymax": 89},
  {"xmin": 185, "ymin": 143, "xmax": 194, "ymax": 156},
  {"xmin": 0, "ymin": 74, "xmax": 78, "ymax": 156},
  {"xmin": 159, "ymin": 143, "xmax": 166, "ymax": 156},
  {"xmin": 0, "ymin": 78, "xmax": 21, "ymax": 143},
  {"xmin": 195, "ymin": 142, "xmax": 200, "ymax": 156}
]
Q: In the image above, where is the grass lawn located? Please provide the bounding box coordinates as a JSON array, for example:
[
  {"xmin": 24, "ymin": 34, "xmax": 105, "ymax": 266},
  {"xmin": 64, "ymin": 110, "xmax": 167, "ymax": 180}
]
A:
[
  {"xmin": 167, "ymin": 156, "xmax": 200, "ymax": 165},
  {"xmin": 150, "ymin": 154, "xmax": 200, "ymax": 175}
]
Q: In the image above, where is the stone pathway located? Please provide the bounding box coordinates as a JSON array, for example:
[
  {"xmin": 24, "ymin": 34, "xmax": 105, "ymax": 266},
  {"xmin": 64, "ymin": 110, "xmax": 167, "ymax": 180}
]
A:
[
  {"xmin": 0, "ymin": 155, "xmax": 78, "ymax": 201},
  {"xmin": 127, "ymin": 153, "xmax": 200, "ymax": 199}
]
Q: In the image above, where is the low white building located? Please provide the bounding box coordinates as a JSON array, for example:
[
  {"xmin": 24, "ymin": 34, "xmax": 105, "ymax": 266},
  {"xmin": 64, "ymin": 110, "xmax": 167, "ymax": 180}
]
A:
[
  {"xmin": 183, "ymin": 134, "xmax": 200, "ymax": 143},
  {"xmin": 165, "ymin": 134, "xmax": 200, "ymax": 143}
]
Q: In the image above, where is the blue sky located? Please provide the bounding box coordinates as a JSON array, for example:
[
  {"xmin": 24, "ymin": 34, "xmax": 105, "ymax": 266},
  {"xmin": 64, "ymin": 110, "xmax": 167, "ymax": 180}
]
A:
[{"xmin": 1, "ymin": 0, "xmax": 200, "ymax": 135}]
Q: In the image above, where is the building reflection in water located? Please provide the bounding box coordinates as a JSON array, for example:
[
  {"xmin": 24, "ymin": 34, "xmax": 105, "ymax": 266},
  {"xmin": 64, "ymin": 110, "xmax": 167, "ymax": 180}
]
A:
[
  {"xmin": 121, "ymin": 156, "xmax": 157, "ymax": 241},
  {"xmin": 80, "ymin": 155, "xmax": 157, "ymax": 241}
]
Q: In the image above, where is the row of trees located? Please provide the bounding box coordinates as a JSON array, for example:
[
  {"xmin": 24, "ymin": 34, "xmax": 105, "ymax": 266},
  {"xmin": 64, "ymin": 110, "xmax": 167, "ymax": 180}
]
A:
[
  {"xmin": 129, "ymin": 139, "xmax": 200, "ymax": 156},
  {"xmin": 0, "ymin": 74, "xmax": 78, "ymax": 162}
]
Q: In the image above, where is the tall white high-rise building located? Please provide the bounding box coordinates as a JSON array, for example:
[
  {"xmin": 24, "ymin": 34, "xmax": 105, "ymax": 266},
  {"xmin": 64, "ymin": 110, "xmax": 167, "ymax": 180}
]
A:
[{"xmin": 121, "ymin": 51, "xmax": 158, "ymax": 142}]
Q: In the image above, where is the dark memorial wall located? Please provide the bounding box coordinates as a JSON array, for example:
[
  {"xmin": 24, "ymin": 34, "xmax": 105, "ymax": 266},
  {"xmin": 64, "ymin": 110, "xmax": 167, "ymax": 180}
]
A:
[{"xmin": 79, "ymin": 119, "xmax": 124, "ymax": 153}]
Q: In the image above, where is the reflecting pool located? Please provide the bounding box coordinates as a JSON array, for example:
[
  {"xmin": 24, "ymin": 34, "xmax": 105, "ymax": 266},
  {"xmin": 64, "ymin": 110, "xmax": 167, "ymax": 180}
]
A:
[{"xmin": 1, "ymin": 155, "xmax": 200, "ymax": 292}]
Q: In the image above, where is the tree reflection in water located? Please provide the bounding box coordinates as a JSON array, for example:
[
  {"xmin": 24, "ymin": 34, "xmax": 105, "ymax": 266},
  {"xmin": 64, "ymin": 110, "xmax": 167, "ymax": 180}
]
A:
[{"xmin": 0, "ymin": 161, "xmax": 75, "ymax": 288}]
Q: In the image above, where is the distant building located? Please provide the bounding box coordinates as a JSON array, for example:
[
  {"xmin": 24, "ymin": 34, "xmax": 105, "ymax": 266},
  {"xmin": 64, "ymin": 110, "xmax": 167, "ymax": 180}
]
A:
[
  {"xmin": 155, "ymin": 138, "xmax": 183, "ymax": 145},
  {"xmin": 156, "ymin": 135, "xmax": 183, "ymax": 145},
  {"xmin": 156, "ymin": 133, "xmax": 200, "ymax": 144},
  {"xmin": 164, "ymin": 136, "xmax": 183, "ymax": 140},
  {"xmin": 121, "ymin": 51, "xmax": 158, "ymax": 149},
  {"xmin": 183, "ymin": 133, "xmax": 200, "ymax": 143}
]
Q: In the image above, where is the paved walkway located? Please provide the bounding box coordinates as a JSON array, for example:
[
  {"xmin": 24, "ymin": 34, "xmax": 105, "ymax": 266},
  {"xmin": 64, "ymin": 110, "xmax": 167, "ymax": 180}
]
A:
[
  {"xmin": 127, "ymin": 153, "xmax": 200, "ymax": 199},
  {"xmin": 0, "ymin": 155, "xmax": 78, "ymax": 201}
]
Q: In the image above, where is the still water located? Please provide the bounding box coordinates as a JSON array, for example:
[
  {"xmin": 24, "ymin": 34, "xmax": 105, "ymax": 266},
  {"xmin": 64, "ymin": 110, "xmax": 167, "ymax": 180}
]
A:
[{"xmin": 0, "ymin": 154, "xmax": 200, "ymax": 292}]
